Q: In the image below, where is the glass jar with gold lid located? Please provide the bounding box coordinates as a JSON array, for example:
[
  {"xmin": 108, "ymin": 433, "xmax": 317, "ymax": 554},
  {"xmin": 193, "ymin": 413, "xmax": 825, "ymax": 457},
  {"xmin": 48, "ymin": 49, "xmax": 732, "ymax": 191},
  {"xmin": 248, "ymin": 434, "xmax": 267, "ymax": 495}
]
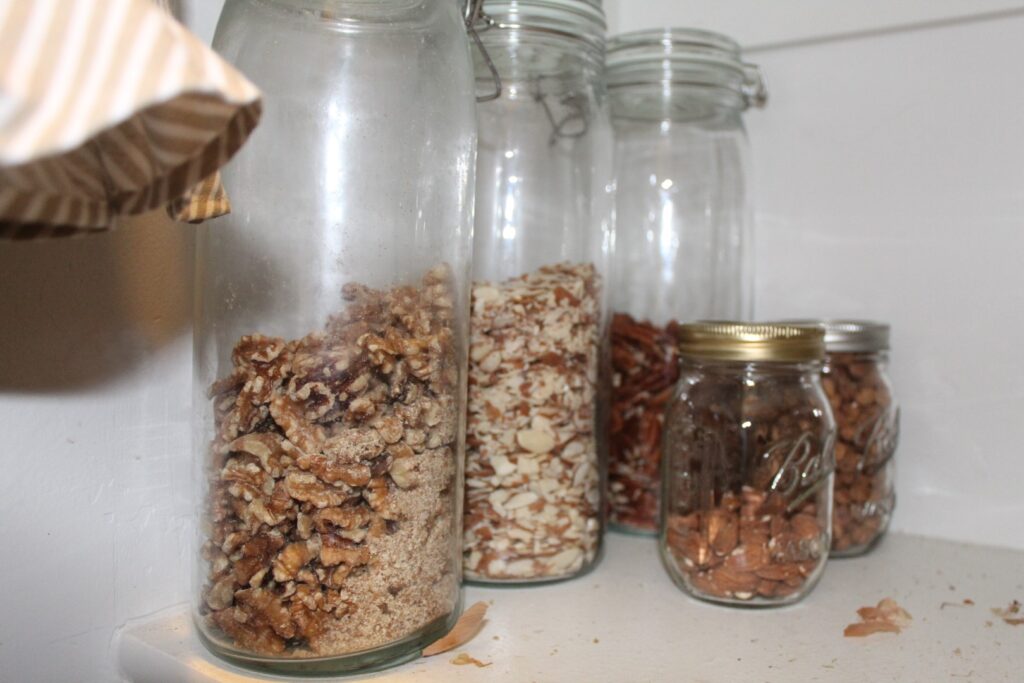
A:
[{"xmin": 660, "ymin": 323, "xmax": 836, "ymax": 606}]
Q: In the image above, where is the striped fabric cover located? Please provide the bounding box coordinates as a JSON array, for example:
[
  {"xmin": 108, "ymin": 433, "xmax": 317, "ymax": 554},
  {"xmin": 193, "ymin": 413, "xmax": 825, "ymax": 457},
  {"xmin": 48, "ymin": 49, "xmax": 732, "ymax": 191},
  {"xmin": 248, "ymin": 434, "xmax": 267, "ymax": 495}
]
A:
[{"xmin": 0, "ymin": 0, "xmax": 261, "ymax": 239}]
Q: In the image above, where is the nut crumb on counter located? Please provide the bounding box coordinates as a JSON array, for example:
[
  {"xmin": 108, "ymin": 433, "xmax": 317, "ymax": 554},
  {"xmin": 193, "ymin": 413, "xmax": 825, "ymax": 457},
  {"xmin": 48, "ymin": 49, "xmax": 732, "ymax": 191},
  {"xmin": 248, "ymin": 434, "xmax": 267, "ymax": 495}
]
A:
[{"xmin": 844, "ymin": 598, "xmax": 912, "ymax": 637}]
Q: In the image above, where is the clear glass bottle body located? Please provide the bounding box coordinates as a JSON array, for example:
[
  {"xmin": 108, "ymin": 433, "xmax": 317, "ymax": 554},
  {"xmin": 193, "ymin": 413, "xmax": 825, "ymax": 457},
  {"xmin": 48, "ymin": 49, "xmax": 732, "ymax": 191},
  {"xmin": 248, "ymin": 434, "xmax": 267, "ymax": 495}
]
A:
[
  {"xmin": 823, "ymin": 350, "xmax": 898, "ymax": 556},
  {"xmin": 192, "ymin": 0, "xmax": 475, "ymax": 673},
  {"xmin": 462, "ymin": 0, "xmax": 613, "ymax": 583},
  {"xmin": 661, "ymin": 359, "xmax": 836, "ymax": 606},
  {"xmin": 606, "ymin": 29, "xmax": 762, "ymax": 534}
]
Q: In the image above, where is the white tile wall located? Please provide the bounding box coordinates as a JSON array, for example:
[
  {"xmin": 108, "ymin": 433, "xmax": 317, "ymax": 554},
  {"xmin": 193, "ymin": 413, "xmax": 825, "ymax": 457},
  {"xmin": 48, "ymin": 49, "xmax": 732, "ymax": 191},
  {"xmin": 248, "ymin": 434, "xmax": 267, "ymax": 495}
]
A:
[{"xmin": 1, "ymin": 4, "xmax": 1022, "ymax": 682}]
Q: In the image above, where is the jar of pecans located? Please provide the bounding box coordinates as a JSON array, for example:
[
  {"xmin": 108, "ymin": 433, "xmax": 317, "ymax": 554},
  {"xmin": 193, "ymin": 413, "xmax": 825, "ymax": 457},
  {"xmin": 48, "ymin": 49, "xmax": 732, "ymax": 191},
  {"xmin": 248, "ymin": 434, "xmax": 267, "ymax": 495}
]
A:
[
  {"xmin": 462, "ymin": 0, "xmax": 613, "ymax": 584},
  {"xmin": 788, "ymin": 320, "xmax": 898, "ymax": 556},
  {"xmin": 604, "ymin": 29, "xmax": 764, "ymax": 534},
  {"xmin": 193, "ymin": 0, "xmax": 477, "ymax": 674},
  {"xmin": 661, "ymin": 323, "xmax": 836, "ymax": 606}
]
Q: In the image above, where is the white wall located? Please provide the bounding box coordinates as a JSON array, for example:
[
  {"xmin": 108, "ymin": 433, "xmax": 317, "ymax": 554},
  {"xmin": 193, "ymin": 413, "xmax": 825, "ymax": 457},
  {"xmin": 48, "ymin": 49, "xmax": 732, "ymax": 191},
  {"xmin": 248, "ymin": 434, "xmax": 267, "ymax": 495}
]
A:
[
  {"xmin": 746, "ymin": 14, "xmax": 1024, "ymax": 549},
  {"xmin": 605, "ymin": 0, "xmax": 1024, "ymax": 47},
  {"xmin": 1, "ymin": 4, "xmax": 1023, "ymax": 683},
  {"xmin": 0, "ymin": 214, "xmax": 195, "ymax": 683}
]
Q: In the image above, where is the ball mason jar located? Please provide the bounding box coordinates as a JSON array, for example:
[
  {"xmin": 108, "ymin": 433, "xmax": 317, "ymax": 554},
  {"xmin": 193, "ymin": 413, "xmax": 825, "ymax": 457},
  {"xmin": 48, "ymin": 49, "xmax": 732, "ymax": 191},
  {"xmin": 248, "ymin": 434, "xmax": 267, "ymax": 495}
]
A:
[
  {"xmin": 192, "ymin": 0, "xmax": 476, "ymax": 673},
  {"xmin": 661, "ymin": 323, "xmax": 836, "ymax": 606},
  {"xmin": 789, "ymin": 320, "xmax": 899, "ymax": 556},
  {"xmin": 462, "ymin": 0, "xmax": 614, "ymax": 583},
  {"xmin": 605, "ymin": 29, "xmax": 765, "ymax": 535}
]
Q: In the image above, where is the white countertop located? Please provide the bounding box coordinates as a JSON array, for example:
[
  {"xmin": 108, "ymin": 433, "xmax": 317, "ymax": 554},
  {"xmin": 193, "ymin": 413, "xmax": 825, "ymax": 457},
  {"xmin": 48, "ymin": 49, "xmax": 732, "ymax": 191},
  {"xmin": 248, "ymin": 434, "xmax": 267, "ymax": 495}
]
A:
[{"xmin": 118, "ymin": 532, "xmax": 1024, "ymax": 682}]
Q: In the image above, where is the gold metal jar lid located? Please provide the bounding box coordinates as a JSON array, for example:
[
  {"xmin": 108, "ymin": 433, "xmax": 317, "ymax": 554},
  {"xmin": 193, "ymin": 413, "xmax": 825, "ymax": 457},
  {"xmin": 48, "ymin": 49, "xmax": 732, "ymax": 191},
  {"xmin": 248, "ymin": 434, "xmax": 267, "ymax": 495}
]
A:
[{"xmin": 676, "ymin": 322, "xmax": 825, "ymax": 362}]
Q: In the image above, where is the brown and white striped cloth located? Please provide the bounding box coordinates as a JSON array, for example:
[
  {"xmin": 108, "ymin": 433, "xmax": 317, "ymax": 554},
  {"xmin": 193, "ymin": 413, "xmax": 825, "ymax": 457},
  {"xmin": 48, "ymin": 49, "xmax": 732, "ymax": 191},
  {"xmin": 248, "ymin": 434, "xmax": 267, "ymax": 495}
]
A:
[{"xmin": 0, "ymin": 0, "xmax": 261, "ymax": 239}]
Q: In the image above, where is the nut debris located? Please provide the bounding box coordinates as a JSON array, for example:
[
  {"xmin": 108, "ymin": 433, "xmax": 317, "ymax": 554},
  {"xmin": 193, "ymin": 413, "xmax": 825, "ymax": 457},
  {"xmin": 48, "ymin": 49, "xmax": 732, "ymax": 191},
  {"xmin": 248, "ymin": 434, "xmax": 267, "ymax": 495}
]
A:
[
  {"xmin": 608, "ymin": 314, "xmax": 680, "ymax": 532},
  {"xmin": 200, "ymin": 266, "xmax": 460, "ymax": 658},
  {"xmin": 450, "ymin": 653, "xmax": 491, "ymax": 667},
  {"xmin": 992, "ymin": 599, "xmax": 1023, "ymax": 626},
  {"xmin": 464, "ymin": 263, "xmax": 602, "ymax": 581},
  {"xmin": 844, "ymin": 598, "xmax": 912, "ymax": 637},
  {"xmin": 422, "ymin": 602, "xmax": 489, "ymax": 656}
]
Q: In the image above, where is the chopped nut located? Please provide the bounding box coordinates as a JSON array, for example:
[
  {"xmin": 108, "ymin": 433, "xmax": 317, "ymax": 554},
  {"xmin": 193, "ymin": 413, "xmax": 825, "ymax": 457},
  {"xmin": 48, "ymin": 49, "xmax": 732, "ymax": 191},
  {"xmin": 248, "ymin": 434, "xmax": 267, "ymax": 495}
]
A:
[
  {"xmin": 272, "ymin": 543, "xmax": 313, "ymax": 583},
  {"xmin": 388, "ymin": 456, "xmax": 418, "ymax": 490}
]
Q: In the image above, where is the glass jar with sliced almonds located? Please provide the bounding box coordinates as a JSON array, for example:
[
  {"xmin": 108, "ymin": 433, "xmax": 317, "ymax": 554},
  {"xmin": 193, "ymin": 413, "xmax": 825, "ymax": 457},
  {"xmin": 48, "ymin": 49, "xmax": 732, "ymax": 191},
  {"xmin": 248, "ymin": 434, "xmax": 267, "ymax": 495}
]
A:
[
  {"xmin": 462, "ymin": 0, "xmax": 613, "ymax": 583},
  {"xmin": 660, "ymin": 323, "xmax": 836, "ymax": 606}
]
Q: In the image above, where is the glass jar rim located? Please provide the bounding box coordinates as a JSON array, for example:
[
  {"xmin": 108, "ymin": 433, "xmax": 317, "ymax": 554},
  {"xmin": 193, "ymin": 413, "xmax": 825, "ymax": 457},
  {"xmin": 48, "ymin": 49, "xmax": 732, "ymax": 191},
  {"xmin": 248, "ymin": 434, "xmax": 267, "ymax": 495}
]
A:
[
  {"xmin": 477, "ymin": 0, "xmax": 606, "ymax": 53},
  {"xmin": 781, "ymin": 319, "xmax": 891, "ymax": 353},
  {"xmin": 606, "ymin": 28, "xmax": 766, "ymax": 109}
]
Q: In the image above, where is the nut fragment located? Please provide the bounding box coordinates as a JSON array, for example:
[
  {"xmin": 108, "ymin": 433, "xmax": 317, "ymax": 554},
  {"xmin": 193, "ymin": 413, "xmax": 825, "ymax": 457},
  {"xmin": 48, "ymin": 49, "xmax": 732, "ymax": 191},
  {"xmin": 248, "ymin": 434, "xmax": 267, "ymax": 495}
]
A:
[
  {"xmin": 422, "ymin": 601, "xmax": 489, "ymax": 656},
  {"xmin": 463, "ymin": 263, "xmax": 602, "ymax": 581},
  {"xmin": 844, "ymin": 598, "xmax": 912, "ymax": 637}
]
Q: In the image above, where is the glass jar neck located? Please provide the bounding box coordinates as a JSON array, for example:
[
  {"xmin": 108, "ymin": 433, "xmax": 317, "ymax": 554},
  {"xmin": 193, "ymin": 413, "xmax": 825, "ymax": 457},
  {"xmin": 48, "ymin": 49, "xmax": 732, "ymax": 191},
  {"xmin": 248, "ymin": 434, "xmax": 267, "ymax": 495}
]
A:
[
  {"xmin": 683, "ymin": 357, "xmax": 823, "ymax": 377},
  {"xmin": 825, "ymin": 349, "xmax": 889, "ymax": 364},
  {"xmin": 477, "ymin": 30, "xmax": 602, "ymax": 87},
  {"xmin": 610, "ymin": 83, "xmax": 746, "ymax": 123},
  {"xmin": 245, "ymin": 0, "xmax": 444, "ymax": 24}
]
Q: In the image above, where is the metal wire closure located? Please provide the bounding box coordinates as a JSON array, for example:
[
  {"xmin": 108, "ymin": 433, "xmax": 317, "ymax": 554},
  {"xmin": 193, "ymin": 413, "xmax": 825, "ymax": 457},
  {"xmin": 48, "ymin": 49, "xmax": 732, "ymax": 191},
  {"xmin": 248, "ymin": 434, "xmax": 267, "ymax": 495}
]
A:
[{"xmin": 466, "ymin": 0, "xmax": 502, "ymax": 102}]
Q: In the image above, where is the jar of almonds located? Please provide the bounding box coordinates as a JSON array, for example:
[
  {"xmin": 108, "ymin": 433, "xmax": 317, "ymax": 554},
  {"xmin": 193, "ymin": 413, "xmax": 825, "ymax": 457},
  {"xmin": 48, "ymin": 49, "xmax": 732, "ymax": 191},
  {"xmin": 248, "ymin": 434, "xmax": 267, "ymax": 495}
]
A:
[
  {"xmin": 661, "ymin": 323, "xmax": 836, "ymax": 606},
  {"xmin": 787, "ymin": 320, "xmax": 898, "ymax": 556},
  {"xmin": 463, "ymin": 0, "xmax": 613, "ymax": 584}
]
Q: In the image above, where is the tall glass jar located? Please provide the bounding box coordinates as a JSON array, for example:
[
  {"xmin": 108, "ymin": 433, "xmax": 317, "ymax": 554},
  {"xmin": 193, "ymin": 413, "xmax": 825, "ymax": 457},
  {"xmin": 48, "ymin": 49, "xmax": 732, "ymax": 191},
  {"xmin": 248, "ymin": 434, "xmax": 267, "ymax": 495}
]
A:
[
  {"xmin": 462, "ymin": 0, "xmax": 613, "ymax": 583},
  {"xmin": 605, "ymin": 29, "xmax": 765, "ymax": 535},
  {"xmin": 192, "ymin": 0, "xmax": 476, "ymax": 674},
  {"xmin": 789, "ymin": 320, "xmax": 899, "ymax": 556},
  {"xmin": 661, "ymin": 324, "xmax": 835, "ymax": 606}
]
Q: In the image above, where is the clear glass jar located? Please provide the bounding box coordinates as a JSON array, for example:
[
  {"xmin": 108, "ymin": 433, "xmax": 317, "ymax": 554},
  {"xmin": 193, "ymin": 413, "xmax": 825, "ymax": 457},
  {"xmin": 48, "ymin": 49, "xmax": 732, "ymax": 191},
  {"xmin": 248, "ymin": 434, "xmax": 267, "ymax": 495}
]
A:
[
  {"xmin": 606, "ymin": 29, "xmax": 765, "ymax": 535},
  {"xmin": 661, "ymin": 324, "xmax": 835, "ymax": 606},
  {"xmin": 192, "ymin": 0, "xmax": 476, "ymax": 674},
  {"xmin": 791, "ymin": 321, "xmax": 898, "ymax": 556},
  {"xmin": 462, "ymin": 0, "xmax": 613, "ymax": 583}
]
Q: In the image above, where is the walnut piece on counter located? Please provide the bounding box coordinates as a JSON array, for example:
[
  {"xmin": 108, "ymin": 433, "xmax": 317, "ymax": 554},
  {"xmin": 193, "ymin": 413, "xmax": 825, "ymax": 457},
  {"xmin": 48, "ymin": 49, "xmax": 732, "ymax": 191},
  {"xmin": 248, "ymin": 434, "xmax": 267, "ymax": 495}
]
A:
[
  {"xmin": 463, "ymin": 263, "xmax": 602, "ymax": 581},
  {"xmin": 201, "ymin": 265, "xmax": 460, "ymax": 658}
]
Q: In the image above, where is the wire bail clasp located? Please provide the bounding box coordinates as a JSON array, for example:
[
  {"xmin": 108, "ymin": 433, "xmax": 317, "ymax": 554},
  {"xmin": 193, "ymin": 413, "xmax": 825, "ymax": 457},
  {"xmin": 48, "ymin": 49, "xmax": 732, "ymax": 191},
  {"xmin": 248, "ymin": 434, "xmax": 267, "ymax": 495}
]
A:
[{"xmin": 465, "ymin": 0, "xmax": 501, "ymax": 102}]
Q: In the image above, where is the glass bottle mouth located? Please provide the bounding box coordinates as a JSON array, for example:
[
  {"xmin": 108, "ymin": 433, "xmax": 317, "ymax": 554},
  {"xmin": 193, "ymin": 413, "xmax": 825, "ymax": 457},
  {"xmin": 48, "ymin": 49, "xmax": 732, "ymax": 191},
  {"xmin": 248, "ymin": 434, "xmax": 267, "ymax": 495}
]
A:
[
  {"xmin": 607, "ymin": 28, "xmax": 766, "ymax": 109},
  {"xmin": 477, "ymin": 0, "xmax": 606, "ymax": 54}
]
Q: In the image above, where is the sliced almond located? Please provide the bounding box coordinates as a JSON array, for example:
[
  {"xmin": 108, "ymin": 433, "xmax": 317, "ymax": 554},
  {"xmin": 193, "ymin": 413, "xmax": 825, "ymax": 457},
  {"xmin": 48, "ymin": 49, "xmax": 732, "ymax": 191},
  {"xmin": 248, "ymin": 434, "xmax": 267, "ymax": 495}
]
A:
[{"xmin": 516, "ymin": 429, "xmax": 555, "ymax": 454}]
